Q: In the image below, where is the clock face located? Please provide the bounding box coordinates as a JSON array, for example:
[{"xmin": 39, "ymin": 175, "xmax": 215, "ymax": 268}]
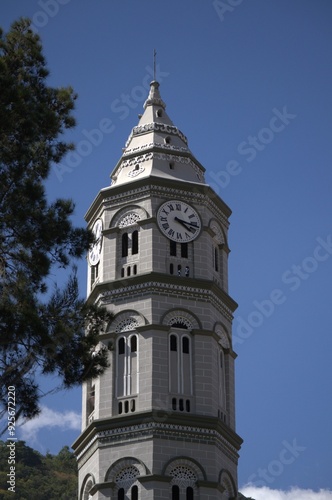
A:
[
  {"xmin": 157, "ymin": 200, "xmax": 201, "ymax": 242},
  {"xmin": 88, "ymin": 218, "xmax": 103, "ymax": 266}
]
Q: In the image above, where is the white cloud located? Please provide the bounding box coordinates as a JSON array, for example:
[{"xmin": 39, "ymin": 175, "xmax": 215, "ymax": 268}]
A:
[
  {"xmin": 241, "ymin": 486, "xmax": 332, "ymax": 500},
  {"xmin": 18, "ymin": 405, "xmax": 81, "ymax": 446}
]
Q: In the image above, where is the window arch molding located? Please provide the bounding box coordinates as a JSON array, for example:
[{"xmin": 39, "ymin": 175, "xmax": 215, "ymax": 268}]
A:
[
  {"xmin": 214, "ymin": 324, "xmax": 231, "ymax": 350},
  {"xmin": 218, "ymin": 469, "xmax": 237, "ymax": 498},
  {"xmin": 110, "ymin": 205, "xmax": 148, "ymax": 229},
  {"xmin": 108, "ymin": 311, "xmax": 146, "ymax": 334},
  {"xmin": 80, "ymin": 473, "xmax": 96, "ymax": 500},
  {"xmin": 163, "ymin": 457, "xmax": 206, "ymax": 480},
  {"xmin": 163, "ymin": 457, "xmax": 206, "ymax": 490},
  {"xmin": 162, "ymin": 309, "xmax": 201, "ymax": 331},
  {"xmin": 105, "ymin": 457, "xmax": 149, "ymax": 483}
]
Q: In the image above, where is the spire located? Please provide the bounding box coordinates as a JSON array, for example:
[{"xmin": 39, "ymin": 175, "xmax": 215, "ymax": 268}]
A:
[
  {"xmin": 143, "ymin": 80, "xmax": 166, "ymax": 110},
  {"xmin": 109, "ymin": 79, "xmax": 206, "ymax": 187}
]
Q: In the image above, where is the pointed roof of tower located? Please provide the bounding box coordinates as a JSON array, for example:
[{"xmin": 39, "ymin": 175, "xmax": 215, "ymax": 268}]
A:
[{"xmin": 109, "ymin": 80, "xmax": 206, "ymax": 187}]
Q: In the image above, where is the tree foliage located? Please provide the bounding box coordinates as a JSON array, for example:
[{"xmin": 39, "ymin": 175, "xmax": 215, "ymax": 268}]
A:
[
  {"xmin": 0, "ymin": 440, "xmax": 78, "ymax": 499},
  {"xmin": 0, "ymin": 18, "xmax": 110, "ymax": 424}
]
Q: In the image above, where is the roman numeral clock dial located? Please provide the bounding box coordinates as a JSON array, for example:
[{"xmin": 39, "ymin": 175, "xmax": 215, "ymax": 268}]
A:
[
  {"xmin": 88, "ymin": 218, "xmax": 103, "ymax": 266},
  {"xmin": 157, "ymin": 200, "xmax": 201, "ymax": 242}
]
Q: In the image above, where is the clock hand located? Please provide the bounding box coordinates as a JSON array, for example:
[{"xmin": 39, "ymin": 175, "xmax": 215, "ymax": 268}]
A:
[
  {"xmin": 174, "ymin": 217, "xmax": 198, "ymax": 233},
  {"xmin": 174, "ymin": 217, "xmax": 198, "ymax": 228},
  {"xmin": 174, "ymin": 217, "xmax": 197, "ymax": 227}
]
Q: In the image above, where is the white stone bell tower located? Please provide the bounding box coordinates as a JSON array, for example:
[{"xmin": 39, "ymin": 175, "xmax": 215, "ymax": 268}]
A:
[{"xmin": 73, "ymin": 80, "xmax": 245, "ymax": 499}]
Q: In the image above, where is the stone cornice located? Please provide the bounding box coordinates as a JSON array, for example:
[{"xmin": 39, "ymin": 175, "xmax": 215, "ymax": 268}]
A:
[
  {"xmin": 129, "ymin": 122, "xmax": 188, "ymax": 145},
  {"xmin": 72, "ymin": 411, "xmax": 243, "ymax": 464},
  {"xmin": 85, "ymin": 178, "xmax": 231, "ymax": 225},
  {"xmin": 88, "ymin": 272, "xmax": 238, "ymax": 319},
  {"xmin": 122, "ymin": 141, "xmax": 189, "ymax": 158}
]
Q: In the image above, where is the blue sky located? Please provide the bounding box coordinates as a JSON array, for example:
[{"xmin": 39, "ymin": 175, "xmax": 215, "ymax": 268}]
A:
[{"xmin": 2, "ymin": 1, "xmax": 332, "ymax": 497}]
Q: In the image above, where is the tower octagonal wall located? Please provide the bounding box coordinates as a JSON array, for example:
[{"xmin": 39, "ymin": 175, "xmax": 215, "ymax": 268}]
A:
[{"xmin": 73, "ymin": 80, "xmax": 244, "ymax": 500}]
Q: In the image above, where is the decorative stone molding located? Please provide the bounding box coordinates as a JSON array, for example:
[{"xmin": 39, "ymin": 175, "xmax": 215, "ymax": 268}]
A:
[
  {"xmin": 110, "ymin": 206, "xmax": 148, "ymax": 229},
  {"xmin": 127, "ymin": 165, "xmax": 145, "ymax": 178},
  {"xmin": 164, "ymin": 457, "xmax": 206, "ymax": 482},
  {"xmin": 80, "ymin": 474, "xmax": 95, "ymax": 500},
  {"xmin": 110, "ymin": 311, "xmax": 145, "ymax": 333},
  {"xmin": 101, "ymin": 282, "xmax": 235, "ymax": 322},
  {"xmin": 115, "ymin": 318, "xmax": 139, "ymax": 333},
  {"xmin": 210, "ymin": 220, "xmax": 225, "ymax": 245},
  {"xmin": 121, "ymin": 152, "xmax": 153, "ymax": 168},
  {"xmin": 75, "ymin": 418, "xmax": 240, "ymax": 467},
  {"xmin": 105, "ymin": 457, "xmax": 147, "ymax": 483},
  {"xmin": 163, "ymin": 309, "xmax": 200, "ymax": 330},
  {"xmin": 123, "ymin": 142, "xmax": 189, "ymax": 157},
  {"xmin": 115, "ymin": 151, "xmax": 205, "ymax": 183},
  {"xmin": 215, "ymin": 327, "xmax": 231, "ymax": 349},
  {"xmin": 169, "ymin": 464, "xmax": 197, "ymax": 488},
  {"xmin": 115, "ymin": 465, "xmax": 139, "ymax": 489},
  {"xmin": 218, "ymin": 469, "xmax": 237, "ymax": 498},
  {"xmin": 126, "ymin": 122, "xmax": 188, "ymax": 145},
  {"xmin": 103, "ymin": 184, "xmax": 220, "ymax": 221},
  {"xmin": 168, "ymin": 316, "xmax": 193, "ymax": 330},
  {"xmin": 95, "ymin": 421, "xmax": 240, "ymax": 463},
  {"xmin": 118, "ymin": 212, "xmax": 141, "ymax": 228}
]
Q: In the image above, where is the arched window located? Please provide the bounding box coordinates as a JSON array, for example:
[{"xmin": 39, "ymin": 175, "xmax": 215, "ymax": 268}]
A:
[
  {"xmin": 172, "ymin": 485, "xmax": 180, "ymax": 500},
  {"xmin": 118, "ymin": 488, "xmax": 125, "ymax": 500},
  {"xmin": 181, "ymin": 243, "xmax": 188, "ymax": 258},
  {"xmin": 116, "ymin": 335, "xmax": 139, "ymax": 398},
  {"xmin": 132, "ymin": 230, "xmax": 139, "ymax": 255},
  {"xmin": 170, "ymin": 335, "xmax": 177, "ymax": 352},
  {"xmin": 90, "ymin": 263, "xmax": 99, "ymax": 288},
  {"xmin": 86, "ymin": 382, "xmax": 95, "ymax": 418},
  {"xmin": 130, "ymin": 335, "xmax": 137, "ymax": 353},
  {"xmin": 81, "ymin": 476, "xmax": 94, "ymax": 500},
  {"xmin": 181, "ymin": 335, "xmax": 192, "ymax": 395},
  {"xmin": 219, "ymin": 349, "xmax": 226, "ymax": 410},
  {"xmin": 186, "ymin": 486, "xmax": 194, "ymax": 500},
  {"xmin": 169, "ymin": 333, "xmax": 192, "ymax": 396},
  {"xmin": 118, "ymin": 337, "xmax": 125, "ymax": 355},
  {"xmin": 122, "ymin": 233, "xmax": 129, "ymax": 257},
  {"xmin": 131, "ymin": 485, "xmax": 138, "ymax": 500},
  {"xmin": 214, "ymin": 246, "xmax": 219, "ymax": 271},
  {"xmin": 182, "ymin": 336, "xmax": 189, "ymax": 354}
]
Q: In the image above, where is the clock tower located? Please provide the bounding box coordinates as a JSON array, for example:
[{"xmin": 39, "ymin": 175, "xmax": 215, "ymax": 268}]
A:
[{"xmin": 73, "ymin": 80, "xmax": 245, "ymax": 499}]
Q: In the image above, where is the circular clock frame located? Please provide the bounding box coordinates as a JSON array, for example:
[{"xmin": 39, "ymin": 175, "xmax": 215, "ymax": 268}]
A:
[
  {"xmin": 88, "ymin": 218, "xmax": 103, "ymax": 266},
  {"xmin": 157, "ymin": 200, "xmax": 201, "ymax": 243}
]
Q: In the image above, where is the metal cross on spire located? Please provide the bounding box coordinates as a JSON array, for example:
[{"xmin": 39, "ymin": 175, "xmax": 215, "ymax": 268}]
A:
[{"xmin": 153, "ymin": 49, "xmax": 157, "ymax": 81}]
